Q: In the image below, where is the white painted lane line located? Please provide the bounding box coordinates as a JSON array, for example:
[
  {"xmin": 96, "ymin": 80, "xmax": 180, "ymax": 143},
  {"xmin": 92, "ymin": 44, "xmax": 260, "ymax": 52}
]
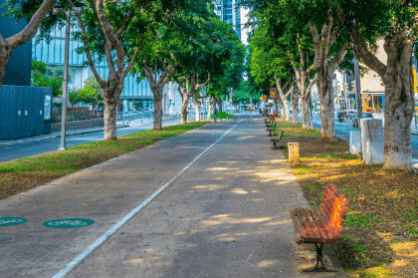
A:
[{"xmin": 52, "ymin": 124, "xmax": 237, "ymax": 278}]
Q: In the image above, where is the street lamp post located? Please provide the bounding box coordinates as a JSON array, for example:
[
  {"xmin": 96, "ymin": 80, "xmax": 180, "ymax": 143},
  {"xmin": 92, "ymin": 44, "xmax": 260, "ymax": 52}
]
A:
[
  {"xmin": 353, "ymin": 57, "xmax": 362, "ymax": 132},
  {"xmin": 53, "ymin": 7, "xmax": 83, "ymax": 151}
]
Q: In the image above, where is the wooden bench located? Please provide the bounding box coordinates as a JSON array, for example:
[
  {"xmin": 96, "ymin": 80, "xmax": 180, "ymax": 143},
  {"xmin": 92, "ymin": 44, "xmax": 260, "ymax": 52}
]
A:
[
  {"xmin": 290, "ymin": 182, "xmax": 352, "ymax": 272},
  {"xmin": 266, "ymin": 123, "xmax": 276, "ymax": 136},
  {"xmin": 270, "ymin": 129, "xmax": 284, "ymax": 148}
]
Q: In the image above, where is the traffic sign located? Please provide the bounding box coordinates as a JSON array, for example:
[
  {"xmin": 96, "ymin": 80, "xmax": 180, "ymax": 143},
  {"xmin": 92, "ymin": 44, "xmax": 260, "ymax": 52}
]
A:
[
  {"xmin": 43, "ymin": 218, "xmax": 95, "ymax": 228},
  {"xmin": 0, "ymin": 217, "xmax": 28, "ymax": 227}
]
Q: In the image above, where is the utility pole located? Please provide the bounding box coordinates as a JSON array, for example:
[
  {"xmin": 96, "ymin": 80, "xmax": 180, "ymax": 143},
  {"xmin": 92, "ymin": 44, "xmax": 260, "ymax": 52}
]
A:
[
  {"xmin": 353, "ymin": 57, "xmax": 362, "ymax": 132},
  {"xmin": 306, "ymin": 52, "xmax": 313, "ymax": 128},
  {"xmin": 53, "ymin": 7, "xmax": 83, "ymax": 151}
]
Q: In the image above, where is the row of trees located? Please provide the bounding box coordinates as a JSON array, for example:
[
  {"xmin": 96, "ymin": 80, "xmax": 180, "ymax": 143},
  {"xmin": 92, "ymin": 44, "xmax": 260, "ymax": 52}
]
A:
[
  {"xmin": 0, "ymin": 0, "xmax": 245, "ymax": 139},
  {"xmin": 239, "ymin": 0, "xmax": 417, "ymax": 171}
]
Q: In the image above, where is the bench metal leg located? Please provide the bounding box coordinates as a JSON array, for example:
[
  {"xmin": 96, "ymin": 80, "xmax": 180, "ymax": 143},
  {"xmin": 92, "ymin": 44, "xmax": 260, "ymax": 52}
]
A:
[{"xmin": 303, "ymin": 243, "xmax": 337, "ymax": 272}]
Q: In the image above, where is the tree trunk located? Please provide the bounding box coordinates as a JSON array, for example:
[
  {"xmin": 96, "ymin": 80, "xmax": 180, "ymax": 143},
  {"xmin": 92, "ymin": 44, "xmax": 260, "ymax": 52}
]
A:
[
  {"xmin": 0, "ymin": 38, "xmax": 11, "ymax": 91},
  {"xmin": 301, "ymin": 97, "xmax": 310, "ymax": 129},
  {"xmin": 181, "ymin": 92, "xmax": 189, "ymax": 125},
  {"xmin": 103, "ymin": 96, "xmax": 119, "ymax": 140},
  {"xmin": 193, "ymin": 94, "xmax": 200, "ymax": 121},
  {"xmin": 292, "ymin": 92, "xmax": 299, "ymax": 124},
  {"xmin": 208, "ymin": 100, "xmax": 211, "ymax": 119},
  {"xmin": 274, "ymin": 97, "xmax": 280, "ymax": 117},
  {"xmin": 154, "ymin": 93, "xmax": 163, "ymax": 130},
  {"xmin": 217, "ymin": 98, "xmax": 222, "ymax": 112},
  {"xmin": 283, "ymin": 101, "xmax": 290, "ymax": 120},
  {"xmin": 318, "ymin": 76, "xmax": 336, "ymax": 139},
  {"xmin": 381, "ymin": 40, "xmax": 415, "ymax": 170}
]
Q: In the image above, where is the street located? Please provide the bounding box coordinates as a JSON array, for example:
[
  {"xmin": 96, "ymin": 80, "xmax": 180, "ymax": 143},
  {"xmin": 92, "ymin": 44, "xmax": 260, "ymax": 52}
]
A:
[
  {"xmin": 306, "ymin": 111, "xmax": 418, "ymax": 159},
  {"xmin": 0, "ymin": 118, "xmax": 182, "ymax": 163}
]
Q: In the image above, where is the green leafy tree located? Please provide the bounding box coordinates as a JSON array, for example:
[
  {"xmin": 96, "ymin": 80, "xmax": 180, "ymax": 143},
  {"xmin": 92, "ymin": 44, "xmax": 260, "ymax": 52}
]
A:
[
  {"xmin": 126, "ymin": 0, "xmax": 217, "ymax": 127},
  {"xmin": 166, "ymin": 4, "xmax": 243, "ymax": 123},
  {"xmin": 69, "ymin": 76, "xmax": 103, "ymax": 111},
  {"xmin": 332, "ymin": 0, "xmax": 418, "ymax": 170},
  {"xmin": 232, "ymin": 80, "xmax": 260, "ymax": 104},
  {"xmin": 31, "ymin": 61, "xmax": 63, "ymax": 97}
]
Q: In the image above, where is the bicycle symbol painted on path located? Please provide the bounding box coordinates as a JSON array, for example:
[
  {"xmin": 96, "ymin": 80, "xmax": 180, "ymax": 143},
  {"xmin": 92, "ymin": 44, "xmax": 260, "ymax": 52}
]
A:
[
  {"xmin": 0, "ymin": 217, "xmax": 28, "ymax": 227},
  {"xmin": 43, "ymin": 218, "xmax": 95, "ymax": 228}
]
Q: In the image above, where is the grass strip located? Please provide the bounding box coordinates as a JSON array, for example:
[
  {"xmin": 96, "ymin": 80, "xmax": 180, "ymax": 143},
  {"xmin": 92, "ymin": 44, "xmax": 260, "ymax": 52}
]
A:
[
  {"xmin": 273, "ymin": 119, "xmax": 418, "ymax": 278},
  {"xmin": 0, "ymin": 122, "xmax": 209, "ymax": 201}
]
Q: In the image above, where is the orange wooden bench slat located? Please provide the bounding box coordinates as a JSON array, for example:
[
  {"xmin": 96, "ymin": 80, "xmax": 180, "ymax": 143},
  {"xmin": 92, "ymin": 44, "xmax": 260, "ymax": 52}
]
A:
[
  {"xmin": 290, "ymin": 208, "xmax": 304, "ymax": 244},
  {"xmin": 290, "ymin": 183, "xmax": 352, "ymax": 245},
  {"xmin": 295, "ymin": 208, "xmax": 322, "ymax": 242},
  {"xmin": 310, "ymin": 210, "xmax": 335, "ymax": 243}
]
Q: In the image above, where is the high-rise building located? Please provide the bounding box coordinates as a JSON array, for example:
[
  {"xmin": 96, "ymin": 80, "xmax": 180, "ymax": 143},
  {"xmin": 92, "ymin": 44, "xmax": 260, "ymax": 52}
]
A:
[{"xmin": 212, "ymin": 0, "xmax": 241, "ymax": 41}]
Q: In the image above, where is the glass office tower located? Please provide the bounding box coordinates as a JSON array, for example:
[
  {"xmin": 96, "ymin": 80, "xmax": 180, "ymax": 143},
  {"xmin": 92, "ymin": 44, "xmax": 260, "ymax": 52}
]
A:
[{"xmin": 212, "ymin": 0, "xmax": 241, "ymax": 41}]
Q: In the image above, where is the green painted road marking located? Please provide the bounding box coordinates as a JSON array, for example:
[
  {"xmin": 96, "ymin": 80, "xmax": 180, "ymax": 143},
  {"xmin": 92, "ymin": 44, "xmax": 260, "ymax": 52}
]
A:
[
  {"xmin": 43, "ymin": 218, "xmax": 95, "ymax": 229},
  {"xmin": 0, "ymin": 217, "xmax": 28, "ymax": 227}
]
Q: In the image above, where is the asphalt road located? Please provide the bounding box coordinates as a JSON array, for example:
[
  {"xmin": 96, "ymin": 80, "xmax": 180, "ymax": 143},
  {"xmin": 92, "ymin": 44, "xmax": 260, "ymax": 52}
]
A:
[{"xmin": 0, "ymin": 119, "xmax": 181, "ymax": 163}]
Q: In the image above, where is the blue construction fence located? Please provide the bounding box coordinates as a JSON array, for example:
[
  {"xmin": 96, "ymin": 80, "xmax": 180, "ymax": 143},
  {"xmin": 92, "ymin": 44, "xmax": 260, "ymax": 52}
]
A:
[{"xmin": 0, "ymin": 85, "xmax": 52, "ymax": 140}]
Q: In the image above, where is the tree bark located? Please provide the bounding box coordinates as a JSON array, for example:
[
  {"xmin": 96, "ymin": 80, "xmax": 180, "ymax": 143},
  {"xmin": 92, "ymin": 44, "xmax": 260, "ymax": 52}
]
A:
[
  {"xmin": 309, "ymin": 19, "xmax": 347, "ymax": 139},
  {"xmin": 181, "ymin": 89, "xmax": 189, "ymax": 125},
  {"xmin": 177, "ymin": 73, "xmax": 210, "ymax": 124},
  {"xmin": 274, "ymin": 76, "xmax": 294, "ymax": 121},
  {"xmin": 64, "ymin": 0, "xmax": 140, "ymax": 139},
  {"xmin": 0, "ymin": 35, "xmax": 11, "ymax": 90},
  {"xmin": 0, "ymin": 0, "xmax": 56, "ymax": 90},
  {"xmin": 301, "ymin": 96, "xmax": 310, "ymax": 129},
  {"xmin": 142, "ymin": 58, "xmax": 176, "ymax": 130},
  {"xmin": 153, "ymin": 93, "xmax": 163, "ymax": 130},
  {"xmin": 318, "ymin": 76, "xmax": 335, "ymax": 138},
  {"xmin": 217, "ymin": 98, "xmax": 222, "ymax": 113},
  {"xmin": 103, "ymin": 94, "xmax": 119, "ymax": 140},
  {"xmin": 337, "ymin": 10, "xmax": 415, "ymax": 170},
  {"xmin": 193, "ymin": 94, "xmax": 200, "ymax": 121},
  {"xmin": 287, "ymin": 43, "xmax": 316, "ymax": 128},
  {"xmin": 382, "ymin": 35, "xmax": 415, "ymax": 169},
  {"xmin": 291, "ymin": 89, "xmax": 299, "ymax": 124}
]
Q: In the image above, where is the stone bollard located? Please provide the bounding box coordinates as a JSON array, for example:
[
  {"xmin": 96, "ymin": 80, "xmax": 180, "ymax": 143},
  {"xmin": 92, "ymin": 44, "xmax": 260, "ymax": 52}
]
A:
[
  {"xmin": 360, "ymin": 119, "xmax": 384, "ymax": 165},
  {"xmin": 349, "ymin": 130, "xmax": 361, "ymax": 154},
  {"xmin": 288, "ymin": 142, "xmax": 300, "ymax": 163}
]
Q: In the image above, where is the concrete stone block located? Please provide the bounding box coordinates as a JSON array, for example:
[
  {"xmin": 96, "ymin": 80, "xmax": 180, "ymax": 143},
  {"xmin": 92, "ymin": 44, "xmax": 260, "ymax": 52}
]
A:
[
  {"xmin": 349, "ymin": 130, "xmax": 361, "ymax": 154},
  {"xmin": 288, "ymin": 142, "xmax": 300, "ymax": 163},
  {"xmin": 360, "ymin": 119, "xmax": 384, "ymax": 165}
]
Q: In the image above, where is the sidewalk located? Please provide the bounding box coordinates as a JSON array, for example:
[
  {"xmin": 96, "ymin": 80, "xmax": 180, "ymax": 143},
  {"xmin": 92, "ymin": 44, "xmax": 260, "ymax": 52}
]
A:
[
  {"xmin": 0, "ymin": 122, "xmax": 128, "ymax": 147},
  {"xmin": 0, "ymin": 118, "xmax": 345, "ymax": 277}
]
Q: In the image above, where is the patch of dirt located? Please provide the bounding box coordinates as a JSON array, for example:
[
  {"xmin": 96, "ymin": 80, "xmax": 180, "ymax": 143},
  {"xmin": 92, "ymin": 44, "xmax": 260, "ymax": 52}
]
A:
[{"xmin": 275, "ymin": 120, "xmax": 418, "ymax": 278}]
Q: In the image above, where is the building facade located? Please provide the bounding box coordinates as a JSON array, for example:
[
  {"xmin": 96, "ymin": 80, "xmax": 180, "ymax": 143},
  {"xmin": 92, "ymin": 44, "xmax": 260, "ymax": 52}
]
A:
[
  {"xmin": 212, "ymin": 0, "xmax": 241, "ymax": 41},
  {"xmin": 0, "ymin": 0, "xmax": 32, "ymax": 86},
  {"xmin": 31, "ymin": 23, "xmax": 182, "ymax": 115}
]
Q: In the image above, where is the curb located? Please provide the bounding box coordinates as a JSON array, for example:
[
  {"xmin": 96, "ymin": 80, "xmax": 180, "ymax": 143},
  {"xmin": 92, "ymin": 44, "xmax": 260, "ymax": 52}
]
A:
[{"xmin": 0, "ymin": 125, "xmax": 130, "ymax": 147}]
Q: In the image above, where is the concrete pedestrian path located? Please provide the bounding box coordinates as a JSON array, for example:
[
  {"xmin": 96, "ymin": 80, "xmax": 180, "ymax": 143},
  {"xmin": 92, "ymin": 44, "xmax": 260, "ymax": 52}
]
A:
[{"xmin": 0, "ymin": 118, "xmax": 345, "ymax": 277}]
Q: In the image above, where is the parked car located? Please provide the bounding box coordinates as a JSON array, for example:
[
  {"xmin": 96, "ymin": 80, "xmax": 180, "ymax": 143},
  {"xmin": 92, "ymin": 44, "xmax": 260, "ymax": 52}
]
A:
[
  {"xmin": 352, "ymin": 113, "xmax": 373, "ymax": 128},
  {"xmin": 337, "ymin": 110, "xmax": 357, "ymax": 122}
]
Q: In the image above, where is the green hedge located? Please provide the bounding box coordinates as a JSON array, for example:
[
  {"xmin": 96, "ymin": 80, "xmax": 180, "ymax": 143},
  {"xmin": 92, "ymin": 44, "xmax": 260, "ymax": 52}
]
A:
[{"xmin": 211, "ymin": 111, "xmax": 234, "ymax": 119}]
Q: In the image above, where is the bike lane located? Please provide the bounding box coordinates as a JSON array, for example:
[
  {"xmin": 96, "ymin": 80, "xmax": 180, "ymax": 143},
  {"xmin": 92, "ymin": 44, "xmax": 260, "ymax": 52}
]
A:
[{"xmin": 0, "ymin": 119, "xmax": 345, "ymax": 277}]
